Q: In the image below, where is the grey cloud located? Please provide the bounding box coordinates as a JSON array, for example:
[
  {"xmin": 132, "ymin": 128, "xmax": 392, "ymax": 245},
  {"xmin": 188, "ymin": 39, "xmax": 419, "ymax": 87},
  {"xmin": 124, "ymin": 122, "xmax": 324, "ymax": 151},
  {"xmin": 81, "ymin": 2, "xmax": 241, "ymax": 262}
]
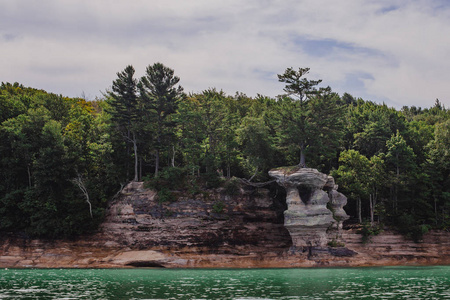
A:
[
  {"xmin": 29, "ymin": 65, "xmax": 85, "ymax": 76},
  {"xmin": 291, "ymin": 37, "xmax": 389, "ymax": 59},
  {"xmin": 1, "ymin": 0, "xmax": 450, "ymax": 108},
  {"xmin": 2, "ymin": 34, "xmax": 17, "ymax": 42}
]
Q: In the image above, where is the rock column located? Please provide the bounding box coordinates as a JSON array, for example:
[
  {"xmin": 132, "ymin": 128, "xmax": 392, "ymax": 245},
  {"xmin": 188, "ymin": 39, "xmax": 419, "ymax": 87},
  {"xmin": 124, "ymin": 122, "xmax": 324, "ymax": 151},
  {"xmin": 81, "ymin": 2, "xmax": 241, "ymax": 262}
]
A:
[{"xmin": 269, "ymin": 167, "xmax": 349, "ymax": 247}]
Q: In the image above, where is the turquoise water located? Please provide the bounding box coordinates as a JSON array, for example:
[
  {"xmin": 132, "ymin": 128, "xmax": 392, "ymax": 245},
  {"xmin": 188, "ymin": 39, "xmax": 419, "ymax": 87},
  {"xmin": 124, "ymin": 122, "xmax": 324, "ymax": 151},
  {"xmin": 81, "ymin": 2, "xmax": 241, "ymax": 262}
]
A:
[{"xmin": 0, "ymin": 266, "xmax": 449, "ymax": 299}]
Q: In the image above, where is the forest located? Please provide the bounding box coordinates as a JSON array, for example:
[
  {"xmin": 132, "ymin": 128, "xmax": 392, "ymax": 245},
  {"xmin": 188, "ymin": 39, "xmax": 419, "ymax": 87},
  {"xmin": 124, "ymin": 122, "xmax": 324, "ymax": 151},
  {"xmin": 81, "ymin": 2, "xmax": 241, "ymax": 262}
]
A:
[{"xmin": 0, "ymin": 63, "xmax": 449, "ymax": 240}]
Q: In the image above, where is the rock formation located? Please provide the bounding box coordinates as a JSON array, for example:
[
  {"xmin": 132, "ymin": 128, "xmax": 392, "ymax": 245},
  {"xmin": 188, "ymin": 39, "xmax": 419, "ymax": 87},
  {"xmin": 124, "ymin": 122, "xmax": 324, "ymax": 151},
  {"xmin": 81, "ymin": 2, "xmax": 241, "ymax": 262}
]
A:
[
  {"xmin": 1, "ymin": 180, "xmax": 450, "ymax": 268},
  {"xmin": 268, "ymin": 167, "xmax": 349, "ymax": 248}
]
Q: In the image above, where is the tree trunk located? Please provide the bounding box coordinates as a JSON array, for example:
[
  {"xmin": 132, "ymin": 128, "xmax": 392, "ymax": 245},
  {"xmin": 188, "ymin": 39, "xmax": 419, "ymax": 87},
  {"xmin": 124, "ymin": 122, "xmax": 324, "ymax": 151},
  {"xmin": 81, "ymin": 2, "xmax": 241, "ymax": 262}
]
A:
[
  {"xmin": 248, "ymin": 166, "xmax": 258, "ymax": 182},
  {"xmin": 395, "ymin": 153, "xmax": 399, "ymax": 215},
  {"xmin": 299, "ymin": 142, "xmax": 306, "ymax": 167},
  {"xmin": 155, "ymin": 116, "xmax": 162, "ymax": 177},
  {"xmin": 72, "ymin": 175, "xmax": 93, "ymax": 219},
  {"xmin": 27, "ymin": 164, "xmax": 32, "ymax": 188},
  {"xmin": 369, "ymin": 194, "xmax": 374, "ymax": 226},
  {"xmin": 394, "ymin": 186, "xmax": 398, "ymax": 215},
  {"xmin": 132, "ymin": 132, "xmax": 138, "ymax": 182},
  {"xmin": 171, "ymin": 145, "xmax": 175, "ymax": 167},
  {"xmin": 226, "ymin": 151, "xmax": 231, "ymax": 179},
  {"xmin": 357, "ymin": 197, "xmax": 362, "ymax": 224},
  {"xmin": 126, "ymin": 128, "xmax": 130, "ymax": 180},
  {"xmin": 139, "ymin": 156, "xmax": 142, "ymax": 181},
  {"xmin": 434, "ymin": 197, "xmax": 438, "ymax": 225},
  {"xmin": 155, "ymin": 149, "xmax": 160, "ymax": 178}
]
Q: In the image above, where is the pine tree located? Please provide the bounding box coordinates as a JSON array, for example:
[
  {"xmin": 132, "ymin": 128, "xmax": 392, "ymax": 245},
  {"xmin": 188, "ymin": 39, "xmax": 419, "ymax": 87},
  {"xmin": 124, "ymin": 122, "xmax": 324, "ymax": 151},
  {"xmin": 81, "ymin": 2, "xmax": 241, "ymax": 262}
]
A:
[
  {"xmin": 138, "ymin": 63, "xmax": 183, "ymax": 177},
  {"xmin": 277, "ymin": 67, "xmax": 329, "ymax": 167},
  {"xmin": 107, "ymin": 65, "xmax": 140, "ymax": 181}
]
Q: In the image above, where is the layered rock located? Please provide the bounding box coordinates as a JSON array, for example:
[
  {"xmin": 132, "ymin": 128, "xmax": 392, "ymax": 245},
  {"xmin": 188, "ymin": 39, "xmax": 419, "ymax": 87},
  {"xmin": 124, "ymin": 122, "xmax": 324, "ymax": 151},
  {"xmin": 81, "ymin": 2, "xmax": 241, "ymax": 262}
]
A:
[
  {"xmin": 1, "ymin": 181, "xmax": 449, "ymax": 268},
  {"xmin": 269, "ymin": 167, "xmax": 349, "ymax": 247},
  {"xmin": 102, "ymin": 182, "xmax": 292, "ymax": 251}
]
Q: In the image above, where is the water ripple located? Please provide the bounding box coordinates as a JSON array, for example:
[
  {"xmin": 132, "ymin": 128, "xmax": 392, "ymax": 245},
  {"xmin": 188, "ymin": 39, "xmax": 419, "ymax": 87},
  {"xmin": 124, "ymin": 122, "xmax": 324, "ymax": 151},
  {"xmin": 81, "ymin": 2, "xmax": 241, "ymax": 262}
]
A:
[{"xmin": 0, "ymin": 266, "xmax": 449, "ymax": 299}]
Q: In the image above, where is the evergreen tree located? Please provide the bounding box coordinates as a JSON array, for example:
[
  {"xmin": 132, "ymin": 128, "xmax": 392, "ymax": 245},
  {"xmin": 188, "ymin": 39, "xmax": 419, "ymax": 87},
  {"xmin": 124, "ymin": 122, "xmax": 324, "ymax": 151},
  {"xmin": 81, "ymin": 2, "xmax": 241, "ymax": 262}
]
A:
[
  {"xmin": 107, "ymin": 65, "xmax": 140, "ymax": 181},
  {"xmin": 277, "ymin": 67, "xmax": 331, "ymax": 167},
  {"xmin": 305, "ymin": 92, "xmax": 345, "ymax": 172},
  {"xmin": 138, "ymin": 63, "xmax": 184, "ymax": 177}
]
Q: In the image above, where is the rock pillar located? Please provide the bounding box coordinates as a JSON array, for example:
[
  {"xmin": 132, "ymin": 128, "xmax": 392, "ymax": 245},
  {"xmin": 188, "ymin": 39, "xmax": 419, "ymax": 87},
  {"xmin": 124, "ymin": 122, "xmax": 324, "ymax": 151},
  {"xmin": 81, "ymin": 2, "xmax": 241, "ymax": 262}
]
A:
[{"xmin": 269, "ymin": 167, "xmax": 349, "ymax": 247}]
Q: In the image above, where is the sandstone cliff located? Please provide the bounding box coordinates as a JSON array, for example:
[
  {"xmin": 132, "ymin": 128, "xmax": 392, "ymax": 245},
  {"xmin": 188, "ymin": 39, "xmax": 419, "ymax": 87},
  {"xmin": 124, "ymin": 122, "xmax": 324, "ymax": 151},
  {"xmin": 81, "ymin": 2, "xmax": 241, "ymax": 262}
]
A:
[{"xmin": 0, "ymin": 181, "xmax": 449, "ymax": 268}]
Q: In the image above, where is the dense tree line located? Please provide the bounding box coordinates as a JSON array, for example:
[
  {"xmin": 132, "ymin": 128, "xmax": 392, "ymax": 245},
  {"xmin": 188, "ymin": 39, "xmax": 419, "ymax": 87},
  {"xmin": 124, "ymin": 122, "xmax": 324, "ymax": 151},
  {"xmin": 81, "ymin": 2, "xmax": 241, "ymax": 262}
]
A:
[
  {"xmin": 0, "ymin": 82, "xmax": 117, "ymax": 237},
  {"xmin": 0, "ymin": 64, "xmax": 449, "ymax": 239}
]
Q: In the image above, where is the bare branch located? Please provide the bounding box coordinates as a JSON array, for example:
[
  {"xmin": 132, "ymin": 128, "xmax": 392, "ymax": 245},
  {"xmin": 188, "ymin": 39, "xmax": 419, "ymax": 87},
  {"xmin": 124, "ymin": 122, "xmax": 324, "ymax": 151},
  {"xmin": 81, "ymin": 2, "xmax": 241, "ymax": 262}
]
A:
[
  {"xmin": 239, "ymin": 178, "xmax": 276, "ymax": 188},
  {"xmin": 112, "ymin": 182, "xmax": 126, "ymax": 201},
  {"xmin": 72, "ymin": 174, "xmax": 93, "ymax": 219}
]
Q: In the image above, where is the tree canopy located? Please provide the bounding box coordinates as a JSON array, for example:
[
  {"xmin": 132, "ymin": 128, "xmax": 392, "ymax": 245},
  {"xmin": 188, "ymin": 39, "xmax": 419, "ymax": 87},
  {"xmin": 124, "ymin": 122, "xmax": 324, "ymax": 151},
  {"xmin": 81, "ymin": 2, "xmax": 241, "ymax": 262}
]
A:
[{"xmin": 1, "ymin": 66, "xmax": 449, "ymax": 238}]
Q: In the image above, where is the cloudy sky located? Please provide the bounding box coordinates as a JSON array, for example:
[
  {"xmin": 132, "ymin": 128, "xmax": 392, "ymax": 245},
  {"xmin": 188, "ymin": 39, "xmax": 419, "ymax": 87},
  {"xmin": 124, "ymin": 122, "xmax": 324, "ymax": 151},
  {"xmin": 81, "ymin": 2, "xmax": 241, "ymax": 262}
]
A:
[{"xmin": 1, "ymin": 0, "xmax": 449, "ymax": 108}]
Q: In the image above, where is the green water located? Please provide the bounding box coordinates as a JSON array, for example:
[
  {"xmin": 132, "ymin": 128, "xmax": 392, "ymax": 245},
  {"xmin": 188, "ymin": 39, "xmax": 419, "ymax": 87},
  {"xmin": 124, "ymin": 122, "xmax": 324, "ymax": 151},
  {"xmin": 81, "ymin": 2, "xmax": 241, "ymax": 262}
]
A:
[{"xmin": 0, "ymin": 266, "xmax": 449, "ymax": 299}]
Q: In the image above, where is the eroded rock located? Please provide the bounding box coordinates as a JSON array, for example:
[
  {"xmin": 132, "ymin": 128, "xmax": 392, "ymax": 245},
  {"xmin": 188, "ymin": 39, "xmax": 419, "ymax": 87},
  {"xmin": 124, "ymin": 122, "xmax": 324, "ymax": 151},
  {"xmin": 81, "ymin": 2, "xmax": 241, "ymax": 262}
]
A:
[
  {"xmin": 269, "ymin": 167, "xmax": 349, "ymax": 247},
  {"xmin": 1, "ymin": 181, "xmax": 449, "ymax": 268}
]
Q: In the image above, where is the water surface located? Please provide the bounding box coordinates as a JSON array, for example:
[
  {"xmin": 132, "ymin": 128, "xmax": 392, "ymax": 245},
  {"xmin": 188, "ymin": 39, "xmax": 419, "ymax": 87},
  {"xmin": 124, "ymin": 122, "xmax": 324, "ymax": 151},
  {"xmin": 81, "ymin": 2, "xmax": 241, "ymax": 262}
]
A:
[{"xmin": 0, "ymin": 266, "xmax": 449, "ymax": 299}]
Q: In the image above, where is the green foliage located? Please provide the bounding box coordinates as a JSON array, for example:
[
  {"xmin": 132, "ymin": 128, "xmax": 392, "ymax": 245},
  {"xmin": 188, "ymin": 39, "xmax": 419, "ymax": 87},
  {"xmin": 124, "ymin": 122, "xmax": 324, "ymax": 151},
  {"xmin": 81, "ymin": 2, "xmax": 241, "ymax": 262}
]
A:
[
  {"xmin": 212, "ymin": 201, "xmax": 226, "ymax": 214},
  {"xmin": 1, "ymin": 65, "xmax": 449, "ymax": 240},
  {"xmin": 139, "ymin": 62, "xmax": 184, "ymax": 177},
  {"xmin": 107, "ymin": 65, "xmax": 139, "ymax": 127},
  {"xmin": 327, "ymin": 239, "xmax": 345, "ymax": 248},
  {"xmin": 156, "ymin": 188, "xmax": 175, "ymax": 204},
  {"xmin": 144, "ymin": 166, "xmax": 190, "ymax": 202},
  {"xmin": 223, "ymin": 177, "xmax": 241, "ymax": 196},
  {"xmin": 332, "ymin": 150, "xmax": 371, "ymax": 201},
  {"xmin": 396, "ymin": 214, "xmax": 431, "ymax": 242},
  {"xmin": 237, "ymin": 116, "xmax": 274, "ymax": 179},
  {"xmin": 358, "ymin": 222, "xmax": 384, "ymax": 244},
  {"xmin": 0, "ymin": 83, "xmax": 115, "ymax": 238},
  {"xmin": 347, "ymin": 102, "xmax": 408, "ymax": 157},
  {"xmin": 201, "ymin": 167, "xmax": 223, "ymax": 189},
  {"xmin": 277, "ymin": 67, "xmax": 322, "ymax": 102},
  {"xmin": 306, "ymin": 93, "xmax": 345, "ymax": 171},
  {"xmin": 275, "ymin": 70, "xmax": 344, "ymax": 169}
]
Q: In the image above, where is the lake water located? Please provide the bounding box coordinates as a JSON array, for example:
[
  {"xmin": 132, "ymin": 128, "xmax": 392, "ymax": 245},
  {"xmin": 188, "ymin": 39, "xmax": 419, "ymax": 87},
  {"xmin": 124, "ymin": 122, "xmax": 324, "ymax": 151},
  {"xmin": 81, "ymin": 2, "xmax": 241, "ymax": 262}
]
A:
[{"xmin": 0, "ymin": 266, "xmax": 449, "ymax": 299}]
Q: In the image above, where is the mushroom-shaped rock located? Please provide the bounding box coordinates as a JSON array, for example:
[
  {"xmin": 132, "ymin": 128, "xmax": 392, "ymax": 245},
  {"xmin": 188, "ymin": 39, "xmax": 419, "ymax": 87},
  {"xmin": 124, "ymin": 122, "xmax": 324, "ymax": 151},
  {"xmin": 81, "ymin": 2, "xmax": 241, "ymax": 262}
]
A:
[{"xmin": 269, "ymin": 166, "xmax": 349, "ymax": 248}]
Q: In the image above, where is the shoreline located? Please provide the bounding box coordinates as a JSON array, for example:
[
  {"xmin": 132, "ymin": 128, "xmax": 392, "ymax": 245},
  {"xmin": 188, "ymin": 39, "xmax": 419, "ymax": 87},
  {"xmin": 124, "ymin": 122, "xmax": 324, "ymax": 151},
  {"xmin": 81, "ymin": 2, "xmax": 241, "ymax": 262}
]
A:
[
  {"xmin": 1, "ymin": 229, "xmax": 449, "ymax": 269},
  {"xmin": 2, "ymin": 183, "xmax": 449, "ymax": 269}
]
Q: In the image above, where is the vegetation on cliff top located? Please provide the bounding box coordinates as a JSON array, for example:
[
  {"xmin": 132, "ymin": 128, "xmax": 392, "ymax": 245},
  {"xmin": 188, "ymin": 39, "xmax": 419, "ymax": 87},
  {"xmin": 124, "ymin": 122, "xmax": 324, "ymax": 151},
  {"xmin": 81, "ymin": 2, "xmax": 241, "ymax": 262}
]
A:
[{"xmin": 0, "ymin": 64, "xmax": 449, "ymax": 238}]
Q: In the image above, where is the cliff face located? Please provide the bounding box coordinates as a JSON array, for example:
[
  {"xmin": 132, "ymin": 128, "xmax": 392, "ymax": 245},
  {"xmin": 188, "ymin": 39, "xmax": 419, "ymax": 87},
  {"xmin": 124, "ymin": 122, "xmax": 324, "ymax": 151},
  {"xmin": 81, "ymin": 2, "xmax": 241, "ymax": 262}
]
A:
[
  {"xmin": 99, "ymin": 181, "xmax": 292, "ymax": 253},
  {"xmin": 0, "ymin": 181, "xmax": 449, "ymax": 268}
]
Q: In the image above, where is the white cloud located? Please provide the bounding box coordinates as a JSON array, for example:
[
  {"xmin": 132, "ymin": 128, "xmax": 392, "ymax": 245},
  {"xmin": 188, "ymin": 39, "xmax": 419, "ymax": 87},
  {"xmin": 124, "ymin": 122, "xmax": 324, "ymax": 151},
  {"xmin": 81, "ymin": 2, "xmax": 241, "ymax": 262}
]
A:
[{"xmin": 1, "ymin": 0, "xmax": 449, "ymax": 107}]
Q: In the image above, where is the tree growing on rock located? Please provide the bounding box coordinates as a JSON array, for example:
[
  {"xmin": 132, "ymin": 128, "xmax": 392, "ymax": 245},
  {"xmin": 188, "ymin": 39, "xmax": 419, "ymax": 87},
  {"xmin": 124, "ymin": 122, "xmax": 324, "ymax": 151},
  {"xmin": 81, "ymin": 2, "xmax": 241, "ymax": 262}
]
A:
[
  {"xmin": 277, "ymin": 67, "xmax": 342, "ymax": 169},
  {"xmin": 278, "ymin": 68, "xmax": 321, "ymax": 167}
]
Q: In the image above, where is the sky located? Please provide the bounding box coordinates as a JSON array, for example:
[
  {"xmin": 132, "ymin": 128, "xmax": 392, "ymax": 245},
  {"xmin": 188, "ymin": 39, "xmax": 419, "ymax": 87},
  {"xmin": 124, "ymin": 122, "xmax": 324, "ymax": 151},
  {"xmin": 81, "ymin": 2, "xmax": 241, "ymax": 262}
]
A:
[{"xmin": 1, "ymin": 0, "xmax": 450, "ymax": 108}]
